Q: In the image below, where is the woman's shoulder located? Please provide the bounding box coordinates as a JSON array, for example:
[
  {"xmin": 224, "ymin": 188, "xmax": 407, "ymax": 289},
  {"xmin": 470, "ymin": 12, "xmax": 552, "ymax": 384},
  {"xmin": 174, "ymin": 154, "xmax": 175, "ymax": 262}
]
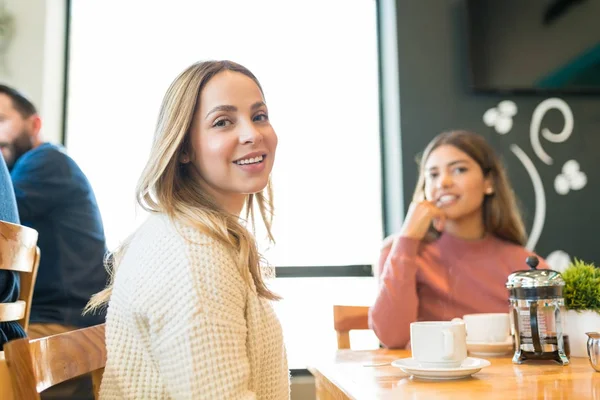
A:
[
  {"xmin": 379, "ymin": 234, "xmax": 441, "ymax": 262},
  {"xmin": 132, "ymin": 213, "xmax": 215, "ymax": 246},
  {"xmin": 380, "ymin": 235, "xmax": 423, "ymax": 259},
  {"xmin": 488, "ymin": 235, "xmax": 549, "ymax": 269},
  {"xmin": 117, "ymin": 214, "xmax": 241, "ymax": 292},
  {"xmin": 124, "ymin": 213, "xmax": 232, "ymax": 268},
  {"xmin": 110, "ymin": 215, "xmax": 246, "ymax": 322}
]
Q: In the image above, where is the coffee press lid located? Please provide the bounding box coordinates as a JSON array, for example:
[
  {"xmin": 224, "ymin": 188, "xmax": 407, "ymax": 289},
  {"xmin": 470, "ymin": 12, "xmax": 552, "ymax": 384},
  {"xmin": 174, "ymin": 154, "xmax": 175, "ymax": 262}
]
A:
[{"xmin": 506, "ymin": 256, "xmax": 565, "ymax": 289}]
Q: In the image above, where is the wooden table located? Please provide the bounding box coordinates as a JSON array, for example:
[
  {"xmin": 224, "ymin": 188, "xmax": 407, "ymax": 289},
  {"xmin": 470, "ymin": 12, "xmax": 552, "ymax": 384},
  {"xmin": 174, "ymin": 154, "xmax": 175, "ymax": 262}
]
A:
[
  {"xmin": 308, "ymin": 349, "xmax": 600, "ymax": 399},
  {"xmin": 0, "ymin": 352, "xmax": 15, "ymax": 399}
]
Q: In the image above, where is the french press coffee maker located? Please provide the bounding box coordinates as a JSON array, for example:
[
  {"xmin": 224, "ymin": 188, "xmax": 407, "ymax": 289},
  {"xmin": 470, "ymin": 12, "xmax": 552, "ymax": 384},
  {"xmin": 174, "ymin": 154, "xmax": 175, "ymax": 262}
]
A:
[{"xmin": 506, "ymin": 256, "xmax": 569, "ymax": 365}]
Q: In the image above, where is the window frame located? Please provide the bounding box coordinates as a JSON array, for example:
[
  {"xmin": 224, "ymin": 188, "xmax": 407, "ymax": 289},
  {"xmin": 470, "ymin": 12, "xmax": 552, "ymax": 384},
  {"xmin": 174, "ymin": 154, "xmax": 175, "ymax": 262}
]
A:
[
  {"xmin": 62, "ymin": 0, "xmax": 400, "ymax": 375},
  {"xmin": 62, "ymin": 0, "xmax": 392, "ymax": 279}
]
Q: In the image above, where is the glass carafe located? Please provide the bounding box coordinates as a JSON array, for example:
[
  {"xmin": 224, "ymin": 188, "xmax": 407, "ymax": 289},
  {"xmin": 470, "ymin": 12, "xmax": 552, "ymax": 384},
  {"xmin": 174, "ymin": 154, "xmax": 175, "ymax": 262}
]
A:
[{"xmin": 506, "ymin": 256, "xmax": 569, "ymax": 365}]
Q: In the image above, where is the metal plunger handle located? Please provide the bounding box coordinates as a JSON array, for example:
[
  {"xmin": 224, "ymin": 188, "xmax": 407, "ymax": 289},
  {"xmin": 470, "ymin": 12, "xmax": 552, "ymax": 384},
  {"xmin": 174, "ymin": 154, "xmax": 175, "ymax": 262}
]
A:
[
  {"xmin": 526, "ymin": 256, "xmax": 539, "ymax": 270},
  {"xmin": 525, "ymin": 255, "xmax": 543, "ymax": 353}
]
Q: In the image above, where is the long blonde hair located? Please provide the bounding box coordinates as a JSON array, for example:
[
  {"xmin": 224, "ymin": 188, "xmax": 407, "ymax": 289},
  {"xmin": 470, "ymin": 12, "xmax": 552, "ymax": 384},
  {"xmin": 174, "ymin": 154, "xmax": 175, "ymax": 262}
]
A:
[
  {"xmin": 87, "ymin": 60, "xmax": 279, "ymax": 311},
  {"xmin": 413, "ymin": 130, "xmax": 527, "ymax": 246}
]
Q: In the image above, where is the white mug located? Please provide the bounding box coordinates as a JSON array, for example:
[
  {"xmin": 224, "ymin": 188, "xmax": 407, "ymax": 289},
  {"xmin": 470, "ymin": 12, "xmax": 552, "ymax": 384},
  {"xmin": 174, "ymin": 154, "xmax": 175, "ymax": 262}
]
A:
[
  {"xmin": 410, "ymin": 320, "xmax": 467, "ymax": 368},
  {"xmin": 463, "ymin": 313, "xmax": 510, "ymax": 343}
]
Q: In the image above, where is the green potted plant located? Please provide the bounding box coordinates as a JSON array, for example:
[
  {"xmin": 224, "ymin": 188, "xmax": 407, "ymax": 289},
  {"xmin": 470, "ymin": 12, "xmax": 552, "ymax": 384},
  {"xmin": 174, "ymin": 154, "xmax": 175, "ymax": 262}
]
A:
[{"xmin": 561, "ymin": 259, "xmax": 600, "ymax": 357}]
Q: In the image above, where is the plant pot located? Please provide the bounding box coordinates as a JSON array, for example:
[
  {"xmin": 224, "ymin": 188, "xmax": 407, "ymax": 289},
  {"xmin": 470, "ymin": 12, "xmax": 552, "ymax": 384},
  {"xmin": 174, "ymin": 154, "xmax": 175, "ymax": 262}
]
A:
[{"xmin": 563, "ymin": 310, "xmax": 600, "ymax": 357}]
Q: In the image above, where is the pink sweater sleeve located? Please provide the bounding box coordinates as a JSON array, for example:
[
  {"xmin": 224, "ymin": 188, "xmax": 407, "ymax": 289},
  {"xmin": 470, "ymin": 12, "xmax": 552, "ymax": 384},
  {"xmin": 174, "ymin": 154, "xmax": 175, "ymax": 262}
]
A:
[{"xmin": 369, "ymin": 236, "xmax": 421, "ymax": 349}]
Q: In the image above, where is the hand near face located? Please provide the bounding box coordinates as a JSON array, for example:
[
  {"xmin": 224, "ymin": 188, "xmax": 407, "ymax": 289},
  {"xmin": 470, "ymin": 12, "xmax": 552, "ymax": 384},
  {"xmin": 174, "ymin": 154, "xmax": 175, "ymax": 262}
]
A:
[{"xmin": 400, "ymin": 201, "xmax": 446, "ymax": 240}]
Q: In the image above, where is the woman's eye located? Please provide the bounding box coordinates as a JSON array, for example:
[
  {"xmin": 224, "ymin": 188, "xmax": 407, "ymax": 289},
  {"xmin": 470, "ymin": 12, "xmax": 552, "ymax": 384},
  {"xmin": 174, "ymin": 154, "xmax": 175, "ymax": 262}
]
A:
[
  {"xmin": 213, "ymin": 118, "xmax": 231, "ymax": 128},
  {"xmin": 253, "ymin": 113, "xmax": 269, "ymax": 122},
  {"xmin": 453, "ymin": 167, "xmax": 468, "ymax": 174}
]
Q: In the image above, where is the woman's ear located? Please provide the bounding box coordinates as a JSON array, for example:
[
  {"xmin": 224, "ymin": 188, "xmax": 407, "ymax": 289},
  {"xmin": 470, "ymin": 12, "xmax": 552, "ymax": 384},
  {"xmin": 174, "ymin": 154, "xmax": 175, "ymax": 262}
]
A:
[
  {"xmin": 179, "ymin": 143, "xmax": 192, "ymax": 164},
  {"xmin": 484, "ymin": 176, "xmax": 495, "ymax": 195}
]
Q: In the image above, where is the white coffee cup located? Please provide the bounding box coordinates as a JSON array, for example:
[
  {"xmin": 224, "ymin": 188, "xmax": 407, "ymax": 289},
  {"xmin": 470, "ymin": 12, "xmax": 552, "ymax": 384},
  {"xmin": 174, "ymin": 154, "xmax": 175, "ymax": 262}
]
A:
[
  {"xmin": 463, "ymin": 313, "xmax": 510, "ymax": 343},
  {"xmin": 410, "ymin": 320, "xmax": 467, "ymax": 368}
]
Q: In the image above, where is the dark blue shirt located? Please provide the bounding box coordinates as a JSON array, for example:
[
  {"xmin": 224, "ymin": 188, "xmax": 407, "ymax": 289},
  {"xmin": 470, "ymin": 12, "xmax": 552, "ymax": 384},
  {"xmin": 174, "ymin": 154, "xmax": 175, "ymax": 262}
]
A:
[
  {"xmin": 0, "ymin": 155, "xmax": 25, "ymax": 349},
  {"xmin": 11, "ymin": 143, "xmax": 108, "ymax": 327}
]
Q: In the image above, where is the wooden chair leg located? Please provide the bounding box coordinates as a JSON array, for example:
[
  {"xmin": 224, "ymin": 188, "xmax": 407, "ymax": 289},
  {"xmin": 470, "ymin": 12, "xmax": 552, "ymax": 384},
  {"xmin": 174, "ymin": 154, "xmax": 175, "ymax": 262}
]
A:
[
  {"xmin": 337, "ymin": 331, "xmax": 351, "ymax": 350},
  {"xmin": 92, "ymin": 368, "xmax": 104, "ymax": 399},
  {"xmin": 4, "ymin": 337, "xmax": 40, "ymax": 400}
]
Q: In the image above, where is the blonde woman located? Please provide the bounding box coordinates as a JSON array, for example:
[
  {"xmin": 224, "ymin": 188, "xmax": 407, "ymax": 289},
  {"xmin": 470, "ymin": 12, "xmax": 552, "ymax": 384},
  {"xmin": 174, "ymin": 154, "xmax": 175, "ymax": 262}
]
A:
[
  {"xmin": 87, "ymin": 61, "xmax": 289, "ymax": 399},
  {"xmin": 369, "ymin": 130, "xmax": 549, "ymax": 349}
]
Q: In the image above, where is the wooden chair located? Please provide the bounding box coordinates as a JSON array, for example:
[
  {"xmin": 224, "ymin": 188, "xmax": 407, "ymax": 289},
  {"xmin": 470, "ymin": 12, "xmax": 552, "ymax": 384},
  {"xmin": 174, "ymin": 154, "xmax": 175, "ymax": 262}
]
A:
[
  {"xmin": 0, "ymin": 220, "xmax": 40, "ymax": 332},
  {"xmin": 4, "ymin": 323, "xmax": 106, "ymax": 399},
  {"xmin": 333, "ymin": 305, "xmax": 370, "ymax": 349}
]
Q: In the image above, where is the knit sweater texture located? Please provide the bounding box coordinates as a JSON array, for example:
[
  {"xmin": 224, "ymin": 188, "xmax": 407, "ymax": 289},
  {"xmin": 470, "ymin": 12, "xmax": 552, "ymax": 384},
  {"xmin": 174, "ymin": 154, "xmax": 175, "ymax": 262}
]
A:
[{"xmin": 100, "ymin": 213, "xmax": 290, "ymax": 399}]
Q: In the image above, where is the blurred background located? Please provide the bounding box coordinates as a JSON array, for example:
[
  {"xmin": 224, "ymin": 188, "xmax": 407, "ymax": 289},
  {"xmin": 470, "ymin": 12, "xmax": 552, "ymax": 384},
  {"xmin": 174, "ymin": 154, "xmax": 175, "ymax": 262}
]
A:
[{"xmin": 2, "ymin": 0, "xmax": 599, "ymax": 397}]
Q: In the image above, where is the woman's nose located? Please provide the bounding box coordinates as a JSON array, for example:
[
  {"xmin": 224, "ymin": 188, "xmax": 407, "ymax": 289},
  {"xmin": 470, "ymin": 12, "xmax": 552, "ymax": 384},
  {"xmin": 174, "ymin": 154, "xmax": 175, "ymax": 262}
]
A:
[
  {"xmin": 240, "ymin": 122, "xmax": 263, "ymax": 145},
  {"xmin": 436, "ymin": 173, "xmax": 453, "ymax": 189}
]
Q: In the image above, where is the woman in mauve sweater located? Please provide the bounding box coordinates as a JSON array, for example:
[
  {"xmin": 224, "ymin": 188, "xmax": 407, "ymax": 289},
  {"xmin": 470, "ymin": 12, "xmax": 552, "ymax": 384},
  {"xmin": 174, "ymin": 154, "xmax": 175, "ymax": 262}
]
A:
[
  {"xmin": 86, "ymin": 61, "xmax": 289, "ymax": 399},
  {"xmin": 369, "ymin": 130, "xmax": 548, "ymax": 349}
]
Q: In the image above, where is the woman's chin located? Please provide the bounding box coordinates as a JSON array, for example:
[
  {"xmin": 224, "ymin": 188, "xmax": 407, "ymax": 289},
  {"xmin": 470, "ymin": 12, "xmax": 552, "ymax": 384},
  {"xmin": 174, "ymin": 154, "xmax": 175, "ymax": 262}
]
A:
[
  {"xmin": 238, "ymin": 181, "xmax": 270, "ymax": 195},
  {"xmin": 440, "ymin": 209, "xmax": 463, "ymax": 221},
  {"xmin": 442, "ymin": 207, "xmax": 482, "ymax": 224}
]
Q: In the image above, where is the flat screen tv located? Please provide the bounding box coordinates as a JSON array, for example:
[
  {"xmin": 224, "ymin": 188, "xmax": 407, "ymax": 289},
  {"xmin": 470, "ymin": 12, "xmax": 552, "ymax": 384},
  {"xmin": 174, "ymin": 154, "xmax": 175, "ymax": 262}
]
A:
[{"xmin": 465, "ymin": 0, "xmax": 600, "ymax": 94}]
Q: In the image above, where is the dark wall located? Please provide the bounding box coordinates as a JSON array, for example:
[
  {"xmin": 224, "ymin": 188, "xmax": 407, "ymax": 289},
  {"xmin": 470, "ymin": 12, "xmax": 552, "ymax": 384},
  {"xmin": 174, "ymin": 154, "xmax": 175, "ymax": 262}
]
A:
[
  {"xmin": 393, "ymin": 0, "xmax": 600, "ymax": 266},
  {"xmin": 468, "ymin": 0, "xmax": 599, "ymax": 89}
]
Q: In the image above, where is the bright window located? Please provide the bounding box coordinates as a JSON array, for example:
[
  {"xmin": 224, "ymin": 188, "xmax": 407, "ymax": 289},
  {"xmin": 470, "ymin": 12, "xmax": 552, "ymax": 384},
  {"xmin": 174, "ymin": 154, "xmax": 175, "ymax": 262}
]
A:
[{"xmin": 67, "ymin": 0, "xmax": 382, "ymax": 368}]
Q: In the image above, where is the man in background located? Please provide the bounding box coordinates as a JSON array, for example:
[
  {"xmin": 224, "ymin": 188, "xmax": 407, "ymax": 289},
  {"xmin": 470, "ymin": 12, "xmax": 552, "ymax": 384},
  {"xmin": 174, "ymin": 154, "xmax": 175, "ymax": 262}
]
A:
[{"xmin": 0, "ymin": 84, "xmax": 107, "ymax": 399}]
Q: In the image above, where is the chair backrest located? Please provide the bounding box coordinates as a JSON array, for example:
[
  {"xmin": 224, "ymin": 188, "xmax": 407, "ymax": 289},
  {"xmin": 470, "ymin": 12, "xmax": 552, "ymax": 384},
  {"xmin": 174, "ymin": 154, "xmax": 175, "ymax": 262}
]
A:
[
  {"xmin": 333, "ymin": 305, "xmax": 370, "ymax": 349},
  {"xmin": 0, "ymin": 220, "xmax": 40, "ymax": 332},
  {"xmin": 4, "ymin": 323, "xmax": 106, "ymax": 399}
]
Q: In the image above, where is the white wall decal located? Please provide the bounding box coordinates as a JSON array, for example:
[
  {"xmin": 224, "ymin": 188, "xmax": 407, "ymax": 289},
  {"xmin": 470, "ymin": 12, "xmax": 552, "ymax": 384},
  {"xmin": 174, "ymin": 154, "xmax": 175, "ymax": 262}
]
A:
[
  {"xmin": 554, "ymin": 174, "xmax": 570, "ymax": 195},
  {"xmin": 483, "ymin": 100, "xmax": 517, "ymax": 134},
  {"xmin": 482, "ymin": 97, "xmax": 584, "ymax": 252},
  {"xmin": 546, "ymin": 250, "xmax": 571, "ymax": 273},
  {"xmin": 530, "ymin": 98, "xmax": 574, "ymax": 165},
  {"xmin": 510, "ymin": 144, "xmax": 545, "ymax": 251},
  {"xmin": 554, "ymin": 160, "xmax": 587, "ymax": 195}
]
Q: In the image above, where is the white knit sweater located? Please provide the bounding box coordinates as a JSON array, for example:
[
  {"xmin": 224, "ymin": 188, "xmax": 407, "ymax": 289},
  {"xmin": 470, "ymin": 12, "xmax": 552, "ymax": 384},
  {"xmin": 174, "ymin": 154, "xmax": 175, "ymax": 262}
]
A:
[{"xmin": 100, "ymin": 213, "xmax": 290, "ymax": 399}]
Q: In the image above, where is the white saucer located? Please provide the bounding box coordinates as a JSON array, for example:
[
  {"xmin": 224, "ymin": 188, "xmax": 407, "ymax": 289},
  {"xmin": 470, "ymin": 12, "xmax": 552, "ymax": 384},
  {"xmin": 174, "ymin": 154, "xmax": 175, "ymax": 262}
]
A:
[
  {"xmin": 391, "ymin": 357, "xmax": 491, "ymax": 380},
  {"xmin": 467, "ymin": 337, "xmax": 513, "ymax": 356}
]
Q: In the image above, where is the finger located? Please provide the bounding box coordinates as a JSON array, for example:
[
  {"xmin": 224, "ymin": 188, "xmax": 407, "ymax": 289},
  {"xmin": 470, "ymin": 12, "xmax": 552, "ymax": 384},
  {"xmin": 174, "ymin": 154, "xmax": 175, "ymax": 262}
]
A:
[
  {"xmin": 381, "ymin": 234, "xmax": 397, "ymax": 250},
  {"xmin": 421, "ymin": 199, "xmax": 438, "ymax": 209},
  {"xmin": 422, "ymin": 201, "xmax": 444, "ymax": 218},
  {"xmin": 429, "ymin": 207, "xmax": 446, "ymax": 232},
  {"xmin": 433, "ymin": 214, "xmax": 446, "ymax": 232}
]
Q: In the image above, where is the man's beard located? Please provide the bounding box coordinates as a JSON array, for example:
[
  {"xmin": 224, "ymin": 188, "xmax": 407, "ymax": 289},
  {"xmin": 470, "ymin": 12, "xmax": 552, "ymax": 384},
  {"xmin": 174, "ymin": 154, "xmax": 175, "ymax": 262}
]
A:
[{"xmin": 1, "ymin": 129, "xmax": 34, "ymax": 170}]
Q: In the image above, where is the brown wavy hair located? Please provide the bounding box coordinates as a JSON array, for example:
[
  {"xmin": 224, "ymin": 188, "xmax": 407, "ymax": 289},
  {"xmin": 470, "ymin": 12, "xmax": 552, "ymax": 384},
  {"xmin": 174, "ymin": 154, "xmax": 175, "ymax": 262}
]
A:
[
  {"xmin": 413, "ymin": 130, "xmax": 527, "ymax": 246},
  {"xmin": 86, "ymin": 60, "xmax": 279, "ymax": 312}
]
